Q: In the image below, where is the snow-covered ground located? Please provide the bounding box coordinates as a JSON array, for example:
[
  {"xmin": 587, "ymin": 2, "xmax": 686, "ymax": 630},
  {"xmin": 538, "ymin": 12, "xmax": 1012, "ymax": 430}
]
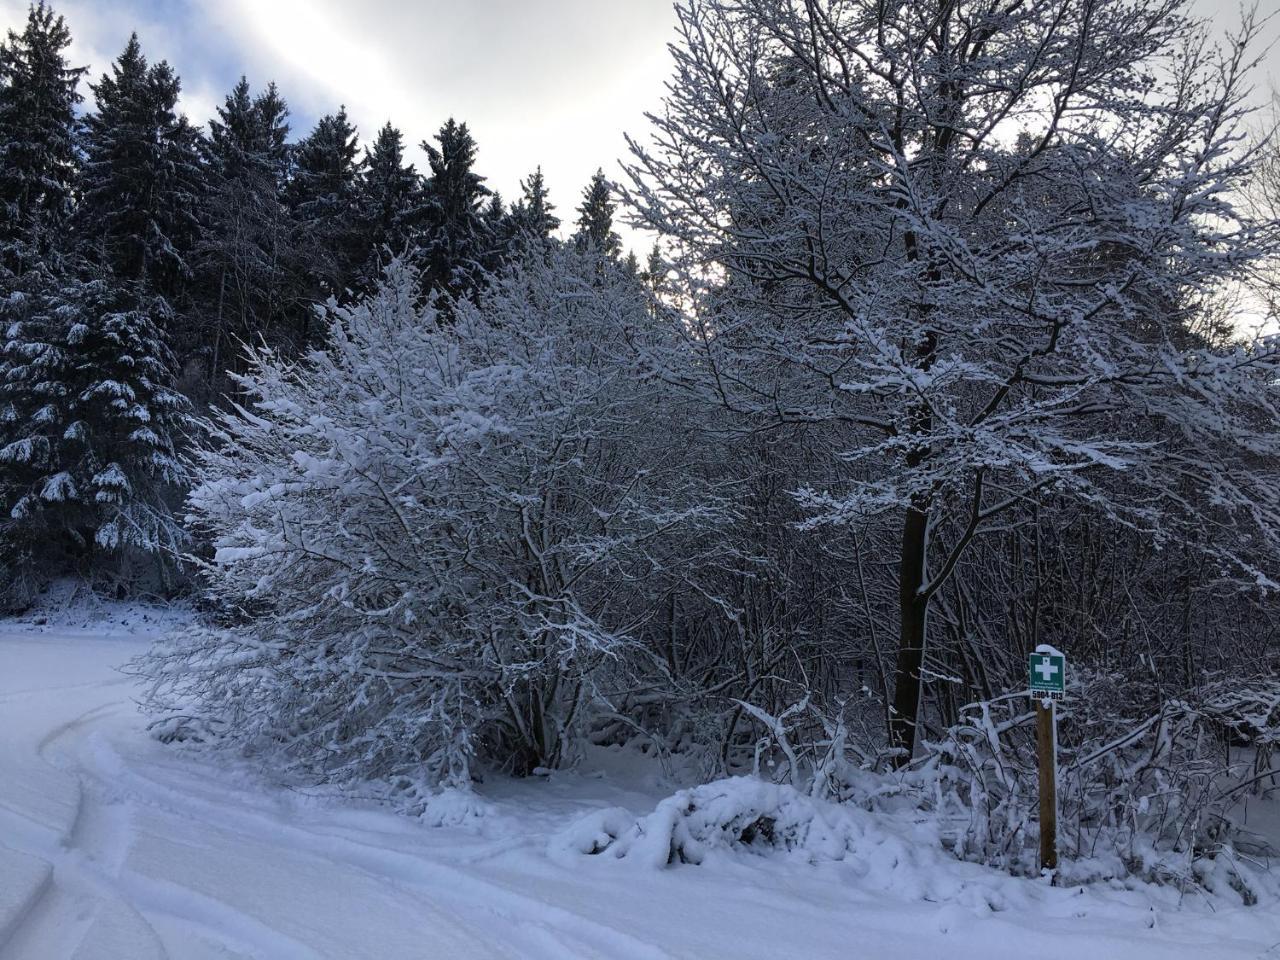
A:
[{"xmin": 3, "ymin": 615, "xmax": 1280, "ymax": 959}]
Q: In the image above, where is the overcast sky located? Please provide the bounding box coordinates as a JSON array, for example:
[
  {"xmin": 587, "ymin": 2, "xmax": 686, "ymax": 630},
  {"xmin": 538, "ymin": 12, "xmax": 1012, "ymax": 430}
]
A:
[{"xmin": 1, "ymin": 0, "xmax": 1276, "ymax": 257}]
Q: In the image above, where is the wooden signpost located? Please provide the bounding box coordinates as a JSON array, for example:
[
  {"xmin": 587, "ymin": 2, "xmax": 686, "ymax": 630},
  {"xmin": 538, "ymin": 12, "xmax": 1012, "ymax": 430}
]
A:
[{"xmin": 1029, "ymin": 645, "xmax": 1065, "ymax": 872}]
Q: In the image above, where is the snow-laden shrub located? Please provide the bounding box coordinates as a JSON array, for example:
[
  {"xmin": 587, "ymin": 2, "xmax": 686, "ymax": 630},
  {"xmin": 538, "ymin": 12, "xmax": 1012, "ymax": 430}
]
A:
[
  {"xmin": 555, "ymin": 776, "xmax": 913, "ymax": 867},
  {"xmin": 556, "ymin": 771, "xmax": 1273, "ymax": 912},
  {"xmin": 917, "ymin": 669, "xmax": 1280, "ymax": 897},
  {"xmin": 554, "ymin": 776, "xmax": 1021, "ymax": 909},
  {"xmin": 135, "ymin": 252, "xmax": 718, "ymax": 793},
  {"xmin": 633, "ymin": 675, "xmax": 1280, "ymax": 900}
]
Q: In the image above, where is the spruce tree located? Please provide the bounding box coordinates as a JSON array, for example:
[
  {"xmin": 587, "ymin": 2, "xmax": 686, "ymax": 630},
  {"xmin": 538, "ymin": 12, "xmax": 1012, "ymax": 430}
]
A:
[
  {"xmin": 288, "ymin": 106, "xmax": 363, "ymax": 305},
  {"xmin": 419, "ymin": 118, "xmax": 491, "ymax": 300},
  {"xmin": 354, "ymin": 122, "xmax": 421, "ymax": 288},
  {"xmin": 482, "ymin": 190, "xmax": 518, "ymax": 271},
  {"xmin": 643, "ymin": 242, "xmax": 666, "ymax": 293},
  {"xmin": 515, "ymin": 167, "xmax": 559, "ymax": 238},
  {"xmin": 0, "ymin": 1, "xmax": 84, "ymax": 279},
  {"xmin": 509, "ymin": 166, "xmax": 560, "ymax": 260},
  {"xmin": 58, "ymin": 272, "xmax": 187, "ymax": 559},
  {"xmin": 573, "ymin": 168, "xmax": 621, "ymax": 259},
  {"xmin": 194, "ymin": 77, "xmax": 295, "ymax": 384},
  {"xmin": 0, "ymin": 1, "xmax": 85, "ymax": 606},
  {"xmin": 77, "ymin": 35, "xmax": 204, "ymax": 296},
  {"xmin": 11, "ymin": 32, "xmax": 196, "ymax": 592},
  {"xmin": 205, "ymin": 78, "xmax": 285, "ymax": 181},
  {"xmin": 1, "ymin": 269, "xmax": 188, "ymax": 593},
  {"xmin": 0, "ymin": 282, "xmax": 72, "ymax": 604}
]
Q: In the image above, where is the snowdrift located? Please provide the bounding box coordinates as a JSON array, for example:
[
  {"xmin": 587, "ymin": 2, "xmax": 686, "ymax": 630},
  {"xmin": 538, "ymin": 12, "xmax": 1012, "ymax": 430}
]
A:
[
  {"xmin": 553, "ymin": 774, "xmax": 1279, "ymax": 912},
  {"xmin": 554, "ymin": 777, "xmax": 1004, "ymax": 903},
  {"xmin": 554, "ymin": 777, "xmax": 882, "ymax": 868}
]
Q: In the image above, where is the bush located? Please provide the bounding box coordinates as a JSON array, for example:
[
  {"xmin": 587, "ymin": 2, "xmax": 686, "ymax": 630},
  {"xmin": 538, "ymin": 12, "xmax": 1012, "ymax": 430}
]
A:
[
  {"xmin": 916, "ymin": 669, "xmax": 1280, "ymax": 896},
  {"xmin": 134, "ymin": 252, "xmax": 717, "ymax": 794}
]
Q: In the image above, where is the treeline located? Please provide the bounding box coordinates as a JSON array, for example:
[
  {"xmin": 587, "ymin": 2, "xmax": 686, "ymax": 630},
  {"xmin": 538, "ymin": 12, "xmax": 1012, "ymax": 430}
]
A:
[{"xmin": 0, "ymin": 4, "xmax": 643, "ymax": 605}]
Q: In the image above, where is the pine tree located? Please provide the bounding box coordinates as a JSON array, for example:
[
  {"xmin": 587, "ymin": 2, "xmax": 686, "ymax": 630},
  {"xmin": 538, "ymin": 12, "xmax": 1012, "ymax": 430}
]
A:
[
  {"xmin": 643, "ymin": 242, "xmax": 666, "ymax": 293},
  {"xmin": 5, "ymin": 32, "xmax": 198, "ymax": 593},
  {"xmin": 77, "ymin": 35, "xmax": 204, "ymax": 296},
  {"xmin": 0, "ymin": 2, "xmax": 86, "ymax": 606},
  {"xmin": 0, "ymin": 268, "xmax": 73, "ymax": 605},
  {"xmin": 419, "ymin": 118, "xmax": 491, "ymax": 300},
  {"xmin": 57, "ymin": 272, "xmax": 187, "ymax": 560},
  {"xmin": 482, "ymin": 190, "xmax": 518, "ymax": 271},
  {"xmin": 290, "ymin": 107, "xmax": 361, "ymax": 219},
  {"xmin": 0, "ymin": 1, "xmax": 84, "ymax": 279},
  {"xmin": 510, "ymin": 166, "xmax": 560, "ymax": 248},
  {"xmin": 206, "ymin": 77, "xmax": 289, "ymax": 183},
  {"xmin": 1, "ymin": 269, "xmax": 187, "ymax": 594},
  {"xmin": 193, "ymin": 77, "xmax": 295, "ymax": 385},
  {"xmin": 288, "ymin": 106, "xmax": 363, "ymax": 304},
  {"xmin": 354, "ymin": 122, "xmax": 421, "ymax": 288},
  {"xmin": 573, "ymin": 168, "xmax": 621, "ymax": 259}
]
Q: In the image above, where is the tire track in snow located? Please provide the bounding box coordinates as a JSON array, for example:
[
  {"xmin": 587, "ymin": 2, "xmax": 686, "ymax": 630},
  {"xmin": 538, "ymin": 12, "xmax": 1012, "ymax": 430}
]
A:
[
  {"xmin": 0, "ymin": 845, "xmax": 52, "ymax": 956},
  {"xmin": 0, "ymin": 696, "xmax": 167, "ymax": 960},
  {"xmin": 1, "ymin": 695, "xmax": 322, "ymax": 960},
  {"xmin": 110, "ymin": 775, "xmax": 651, "ymax": 959},
  {"xmin": 35, "ymin": 701, "xmax": 120, "ymax": 757},
  {"xmin": 80, "ymin": 742, "xmax": 677, "ymax": 960},
  {"xmin": 99, "ymin": 870, "xmax": 322, "ymax": 960},
  {"xmin": 78, "ymin": 739, "xmax": 325, "ymax": 960},
  {"xmin": 4, "ymin": 635, "xmax": 667, "ymax": 959},
  {"xmin": 0, "ymin": 698, "xmax": 103, "ymax": 960},
  {"xmin": 0, "ymin": 790, "xmax": 313, "ymax": 960},
  {"xmin": 0, "ymin": 675, "xmax": 131, "ymax": 704}
]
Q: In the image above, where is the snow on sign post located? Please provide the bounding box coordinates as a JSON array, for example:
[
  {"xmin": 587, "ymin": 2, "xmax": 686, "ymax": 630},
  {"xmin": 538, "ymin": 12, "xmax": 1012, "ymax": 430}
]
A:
[{"xmin": 1029, "ymin": 644, "xmax": 1066, "ymax": 873}]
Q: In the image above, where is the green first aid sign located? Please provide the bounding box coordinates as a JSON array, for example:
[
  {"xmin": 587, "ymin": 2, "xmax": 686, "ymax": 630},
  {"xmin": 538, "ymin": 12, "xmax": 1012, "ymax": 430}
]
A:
[{"xmin": 1029, "ymin": 652, "xmax": 1065, "ymax": 695}]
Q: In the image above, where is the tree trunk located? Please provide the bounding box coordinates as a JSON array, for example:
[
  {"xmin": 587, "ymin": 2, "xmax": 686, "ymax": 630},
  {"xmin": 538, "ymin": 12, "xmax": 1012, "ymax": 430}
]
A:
[
  {"xmin": 889, "ymin": 177, "xmax": 938, "ymax": 765},
  {"xmin": 889, "ymin": 497, "xmax": 929, "ymax": 766}
]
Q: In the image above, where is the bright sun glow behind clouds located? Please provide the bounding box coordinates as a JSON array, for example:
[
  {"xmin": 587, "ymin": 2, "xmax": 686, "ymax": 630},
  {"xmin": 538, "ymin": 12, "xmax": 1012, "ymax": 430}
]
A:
[
  {"xmin": 192, "ymin": 0, "xmax": 677, "ymax": 252},
  {"xmin": 203, "ymin": 0, "xmax": 400, "ymax": 115}
]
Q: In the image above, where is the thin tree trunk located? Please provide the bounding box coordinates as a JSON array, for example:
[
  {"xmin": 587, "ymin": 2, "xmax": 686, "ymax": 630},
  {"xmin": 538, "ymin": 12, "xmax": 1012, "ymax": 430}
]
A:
[
  {"xmin": 211, "ymin": 267, "xmax": 227, "ymax": 387},
  {"xmin": 890, "ymin": 496, "xmax": 929, "ymax": 766}
]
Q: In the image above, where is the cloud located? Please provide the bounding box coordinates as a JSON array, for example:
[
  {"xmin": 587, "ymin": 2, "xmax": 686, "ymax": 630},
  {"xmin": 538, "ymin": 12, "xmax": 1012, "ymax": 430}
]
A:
[
  {"xmin": 191, "ymin": 0, "xmax": 678, "ymax": 248},
  {"xmin": 2, "ymin": 0, "xmax": 229, "ymax": 130}
]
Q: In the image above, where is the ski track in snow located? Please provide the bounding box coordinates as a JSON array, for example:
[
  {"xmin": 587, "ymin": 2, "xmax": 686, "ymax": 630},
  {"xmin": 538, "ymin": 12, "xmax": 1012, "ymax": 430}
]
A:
[
  {"xmin": 4, "ymin": 621, "xmax": 1280, "ymax": 959},
  {"xmin": 0, "ymin": 626, "xmax": 678, "ymax": 960}
]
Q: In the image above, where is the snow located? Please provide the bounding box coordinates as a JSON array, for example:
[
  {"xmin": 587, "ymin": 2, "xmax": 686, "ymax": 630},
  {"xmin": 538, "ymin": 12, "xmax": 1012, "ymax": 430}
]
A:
[{"xmin": 3, "ymin": 613, "xmax": 1280, "ymax": 958}]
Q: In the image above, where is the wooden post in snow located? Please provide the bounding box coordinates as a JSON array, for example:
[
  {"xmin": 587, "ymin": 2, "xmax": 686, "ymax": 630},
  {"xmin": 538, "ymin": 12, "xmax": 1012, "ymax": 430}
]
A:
[
  {"xmin": 1029, "ymin": 644, "xmax": 1065, "ymax": 874},
  {"xmin": 1036, "ymin": 697, "xmax": 1057, "ymax": 871}
]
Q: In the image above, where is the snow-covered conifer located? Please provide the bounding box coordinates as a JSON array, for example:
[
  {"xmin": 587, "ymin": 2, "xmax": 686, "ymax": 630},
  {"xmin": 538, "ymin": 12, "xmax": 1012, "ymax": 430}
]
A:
[
  {"xmin": 0, "ymin": 2, "xmax": 85, "ymax": 605},
  {"xmin": 573, "ymin": 168, "xmax": 620, "ymax": 259},
  {"xmin": 0, "ymin": 1, "xmax": 83, "ymax": 279},
  {"xmin": 354, "ymin": 122, "xmax": 423, "ymax": 289},
  {"xmin": 77, "ymin": 35, "xmax": 203, "ymax": 295},
  {"xmin": 2, "ymin": 269, "xmax": 187, "ymax": 594},
  {"xmin": 419, "ymin": 118, "xmax": 492, "ymax": 301},
  {"xmin": 192, "ymin": 78, "xmax": 295, "ymax": 384},
  {"xmin": 287, "ymin": 106, "xmax": 364, "ymax": 306},
  {"xmin": 510, "ymin": 166, "xmax": 560, "ymax": 257}
]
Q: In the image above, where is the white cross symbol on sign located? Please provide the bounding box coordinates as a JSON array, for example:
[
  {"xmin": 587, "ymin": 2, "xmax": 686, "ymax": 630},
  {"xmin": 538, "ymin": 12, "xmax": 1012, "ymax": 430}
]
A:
[{"xmin": 1034, "ymin": 658, "xmax": 1058, "ymax": 682}]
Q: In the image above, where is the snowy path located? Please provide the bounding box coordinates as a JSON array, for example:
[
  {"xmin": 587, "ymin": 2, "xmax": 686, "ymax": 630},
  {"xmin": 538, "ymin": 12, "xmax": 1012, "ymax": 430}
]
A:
[{"xmin": 3, "ymin": 624, "xmax": 1280, "ymax": 959}]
